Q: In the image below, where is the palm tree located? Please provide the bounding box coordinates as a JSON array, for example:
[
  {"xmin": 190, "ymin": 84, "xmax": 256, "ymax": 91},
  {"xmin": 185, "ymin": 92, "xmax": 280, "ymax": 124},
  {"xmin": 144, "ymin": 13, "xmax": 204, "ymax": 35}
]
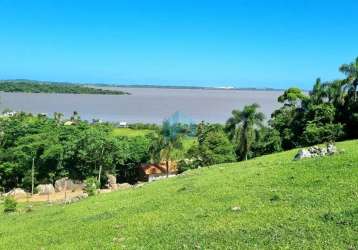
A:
[
  {"xmin": 53, "ymin": 112, "xmax": 64, "ymax": 124},
  {"xmin": 339, "ymin": 57, "xmax": 358, "ymax": 101},
  {"xmin": 149, "ymin": 123, "xmax": 183, "ymax": 177},
  {"xmin": 310, "ymin": 78, "xmax": 325, "ymax": 105},
  {"xmin": 226, "ymin": 103, "xmax": 265, "ymax": 161},
  {"xmin": 323, "ymin": 80, "xmax": 345, "ymax": 106}
]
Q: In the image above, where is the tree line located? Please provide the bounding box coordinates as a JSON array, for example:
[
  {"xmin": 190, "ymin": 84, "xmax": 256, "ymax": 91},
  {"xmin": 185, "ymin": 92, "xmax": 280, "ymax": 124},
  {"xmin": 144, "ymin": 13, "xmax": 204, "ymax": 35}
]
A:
[
  {"xmin": 0, "ymin": 80, "xmax": 129, "ymax": 95},
  {"xmin": 0, "ymin": 114, "xmax": 150, "ymax": 191},
  {"xmin": 179, "ymin": 56, "xmax": 358, "ymax": 169}
]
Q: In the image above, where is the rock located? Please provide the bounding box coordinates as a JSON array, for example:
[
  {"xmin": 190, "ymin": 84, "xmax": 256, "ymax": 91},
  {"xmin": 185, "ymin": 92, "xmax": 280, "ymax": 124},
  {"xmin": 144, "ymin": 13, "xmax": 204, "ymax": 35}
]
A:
[
  {"xmin": 106, "ymin": 174, "xmax": 117, "ymax": 189},
  {"xmin": 6, "ymin": 188, "xmax": 28, "ymax": 198},
  {"xmin": 231, "ymin": 206, "xmax": 241, "ymax": 212},
  {"xmin": 36, "ymin": 184, "xmax": 55, "ymax": 195},
  {"xmin": 55, "ymin": 178, "xmax": 83, "ymax": 192},
  {"xmin": 294, "ymin": 143, "xmax": 338, "ymax": 160},
  {"xmin": 80, "ymin": 193, "xmax": 89, "ymax": 199},
  {"xmin": 63, "ymin": 192, "xmax": 89, "ymax": 204},
  {"xmin": 294, "ymin": 149, "xmax": 312, "ymax": 160},
  {"xmin": 117, "ymin": 183, "xmax": 132, "ymax": 189},
  {"xmin": 327, "ymin": 143, "xmax": 337, "ymax": 155}
]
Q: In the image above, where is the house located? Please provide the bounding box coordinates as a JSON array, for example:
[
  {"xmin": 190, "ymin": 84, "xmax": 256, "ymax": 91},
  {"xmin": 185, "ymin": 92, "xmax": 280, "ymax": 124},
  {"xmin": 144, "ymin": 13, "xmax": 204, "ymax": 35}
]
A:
[
  {"xmin": 1, "ymin": 111, "xmax": 17, "ymax": 117},
  {"xmin": 119, "ymin": 121, "xmax": 128, "ymax": 128},
  {"xmin": 139, "ymin": 161, "xmax": 178, "ymax": 182}
]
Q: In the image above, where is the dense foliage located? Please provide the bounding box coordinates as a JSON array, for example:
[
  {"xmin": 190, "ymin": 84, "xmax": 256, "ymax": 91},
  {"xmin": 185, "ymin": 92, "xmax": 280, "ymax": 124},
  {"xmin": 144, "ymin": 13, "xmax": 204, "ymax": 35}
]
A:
[
  {"xmin": 0, "ymin": 80, "xmax": 129, "ymax": 95},
  {"xmin": 184, "ymin": 57, "xmax": 358, "ymax": 164},
  {"xmin": 0, "ymin": 113, "xmax": 150, "ymax": 191},
  {"xmin": 181, "ymin": 123, "xmax": 235, "ymax": 170}
]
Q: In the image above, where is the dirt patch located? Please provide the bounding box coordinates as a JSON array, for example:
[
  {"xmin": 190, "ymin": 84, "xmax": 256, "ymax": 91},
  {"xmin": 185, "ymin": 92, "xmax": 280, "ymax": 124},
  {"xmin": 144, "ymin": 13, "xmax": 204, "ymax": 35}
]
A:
[{"xmin": 16, "ymin": 190, "xmax": 84, "ymax": 203}]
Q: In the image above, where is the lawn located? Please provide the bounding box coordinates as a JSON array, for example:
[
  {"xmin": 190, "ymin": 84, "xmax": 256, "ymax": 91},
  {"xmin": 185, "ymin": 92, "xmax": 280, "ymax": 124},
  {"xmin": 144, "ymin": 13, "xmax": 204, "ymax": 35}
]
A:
[
  {"xmin": 0, "ymin": 140, "xmax": 357, "ymax": 249},
  {"xmin": 111, "ymin": 128, "xmax": 154, "ymax": 137}
]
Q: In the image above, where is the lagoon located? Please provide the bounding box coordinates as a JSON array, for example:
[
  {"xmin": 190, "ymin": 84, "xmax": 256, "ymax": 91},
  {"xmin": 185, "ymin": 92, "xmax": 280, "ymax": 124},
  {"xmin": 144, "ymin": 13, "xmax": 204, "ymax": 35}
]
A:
[{"xmin": 0, "ymin": 87, "xmax": 282, "ymax": 124}]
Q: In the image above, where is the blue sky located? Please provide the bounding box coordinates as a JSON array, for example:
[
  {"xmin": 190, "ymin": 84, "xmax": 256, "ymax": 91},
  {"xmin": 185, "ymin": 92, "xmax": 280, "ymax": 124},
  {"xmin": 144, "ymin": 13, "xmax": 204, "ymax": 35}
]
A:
[{"xmin": 1, "ymin": 0, "xmax": 357, "ymax": 89}]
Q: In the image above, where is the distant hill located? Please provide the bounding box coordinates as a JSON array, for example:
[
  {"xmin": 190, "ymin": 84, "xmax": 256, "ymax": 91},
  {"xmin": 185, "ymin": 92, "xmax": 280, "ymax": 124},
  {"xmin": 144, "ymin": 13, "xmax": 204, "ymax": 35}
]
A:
[
  {"xmin": 0, "ymin": 80, "xmax": 129, "ymax": 95},
  {"xmin": 1, "ymin": 140, "xmax": 357, "ymax": 249}
]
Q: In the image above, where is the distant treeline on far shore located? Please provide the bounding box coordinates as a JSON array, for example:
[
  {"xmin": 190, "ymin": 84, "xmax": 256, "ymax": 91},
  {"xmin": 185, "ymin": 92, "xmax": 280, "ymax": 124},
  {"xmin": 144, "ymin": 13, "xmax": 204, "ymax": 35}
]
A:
[{"xmin": 0, "ymin": 80, "xmax": 129, "ymax": 95}]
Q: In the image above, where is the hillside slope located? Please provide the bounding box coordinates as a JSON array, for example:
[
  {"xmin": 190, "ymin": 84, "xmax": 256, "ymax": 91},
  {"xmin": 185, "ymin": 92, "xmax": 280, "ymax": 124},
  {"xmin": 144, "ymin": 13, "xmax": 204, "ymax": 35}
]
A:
[{"xmin": 1, "ymin": 140, "xmax": 358, "ymax": 249}]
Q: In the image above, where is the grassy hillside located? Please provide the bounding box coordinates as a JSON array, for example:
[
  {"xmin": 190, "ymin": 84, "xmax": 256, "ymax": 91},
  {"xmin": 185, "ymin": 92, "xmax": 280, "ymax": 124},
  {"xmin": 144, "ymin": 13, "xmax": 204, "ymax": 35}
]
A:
[{"xmin": 1, "ymin": 140, "xmax": 357, "ymax": 249}]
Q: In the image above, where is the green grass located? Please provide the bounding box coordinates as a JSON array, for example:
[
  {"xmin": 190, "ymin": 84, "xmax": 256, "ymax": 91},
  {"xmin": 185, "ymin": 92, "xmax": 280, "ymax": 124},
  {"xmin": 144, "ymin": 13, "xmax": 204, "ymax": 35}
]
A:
[
  {"xmin": 111, "ymin": 128, "xmax": 154, "ymax": 137},
  {"xmin": 1, "ymin": 140, "xmax": 358, "ymax": 249}
]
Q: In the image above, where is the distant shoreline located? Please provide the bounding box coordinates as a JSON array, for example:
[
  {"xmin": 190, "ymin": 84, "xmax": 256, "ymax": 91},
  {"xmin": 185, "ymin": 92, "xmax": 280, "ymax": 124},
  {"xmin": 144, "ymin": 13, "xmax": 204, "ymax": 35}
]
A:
[
  {"xmin": 97, "ymin": 84, "xmax": 285, "ymax": 92},
  {"xmin": 1, "ymin": 79, "xmax": 284, "ymax": 92},
  {"xmin": 0, "ymin": 80, "xmax": 129, "ymax": 95}
]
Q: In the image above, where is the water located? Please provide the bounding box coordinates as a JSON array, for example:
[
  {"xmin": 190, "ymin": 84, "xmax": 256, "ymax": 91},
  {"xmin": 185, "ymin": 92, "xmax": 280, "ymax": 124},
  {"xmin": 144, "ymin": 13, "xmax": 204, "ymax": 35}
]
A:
[{"xmin": 0, "ymin": 87, "xmax": 283, "ymax": 124}]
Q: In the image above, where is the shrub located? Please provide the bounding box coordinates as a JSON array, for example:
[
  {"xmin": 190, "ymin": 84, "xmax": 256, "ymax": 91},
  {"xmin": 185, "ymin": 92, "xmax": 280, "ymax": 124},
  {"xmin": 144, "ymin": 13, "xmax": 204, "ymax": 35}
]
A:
[
  {"xmin": 84, "ymin": 177, "xmax": 100, "ymax": 196},
  {"xmin": 4, "ymin": 196, "xmax": 17, "ymax": 213},
  {"xmin": 177, "ymin": 159, "xmax": 197, "ymax": 173}
]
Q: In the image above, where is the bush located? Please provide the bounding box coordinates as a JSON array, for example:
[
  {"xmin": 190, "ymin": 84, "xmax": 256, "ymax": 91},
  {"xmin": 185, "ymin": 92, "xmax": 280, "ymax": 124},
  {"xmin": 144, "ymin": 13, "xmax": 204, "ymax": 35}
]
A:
[
  {"xmin": 177, "ymin": 159, "xmax": 197, "ymax": 173},
  {"xmin": 84, "ymin": 177, "xmax": 100, "ymax": 196},
  {"xmin": 3, "ymin": 196, "xmax": 17, "ymax": 213}
]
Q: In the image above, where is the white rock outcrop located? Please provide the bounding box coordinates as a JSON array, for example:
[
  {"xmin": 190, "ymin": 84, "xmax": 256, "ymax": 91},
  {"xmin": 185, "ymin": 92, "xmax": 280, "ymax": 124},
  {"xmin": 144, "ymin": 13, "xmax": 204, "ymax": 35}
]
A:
[
  {"xmin": 36, "ymin": 184, "xmax": 55, "ymax": 195},
  {"xmin": 55, "ymin": 178, "xmax": 83, "ymax": 192},
  {"xmin": 6, "ymin": 188, "xmax": 27, "ymax": 198},
  {"xmin": 294, "ymin": 143, "xmax": 337, "ymax": 160}
]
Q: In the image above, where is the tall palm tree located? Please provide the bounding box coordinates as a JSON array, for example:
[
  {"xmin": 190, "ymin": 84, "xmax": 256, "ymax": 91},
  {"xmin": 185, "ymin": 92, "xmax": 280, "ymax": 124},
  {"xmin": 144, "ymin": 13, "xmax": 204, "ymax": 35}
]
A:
[
  {"xmin": 226, "ymin": 103, "xmax": 265, "ymax": 161},
  {"xmin": 339, "ymin": 57, "xmax": 358, "ymax": 101}
]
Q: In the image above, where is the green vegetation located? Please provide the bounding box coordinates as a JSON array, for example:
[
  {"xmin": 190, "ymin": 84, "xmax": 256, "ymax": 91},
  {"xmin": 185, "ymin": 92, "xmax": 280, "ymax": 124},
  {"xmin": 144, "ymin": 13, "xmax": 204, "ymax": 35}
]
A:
[
  {"xmin": 148, "ymin": 122, "xmax": 184, "ymax": 176},
  {"xmin": 0, "ymin": 80, "xmax": 129, "ymax": 95},
  {"xmin": 226, "ymin": 103, "xmax": 265, "ymax": 160},
  {"xmin": 0, "ymin": 113, "xmax": 151, "ymax": 190},
  {"xmin": 112, "ymin": 128, "xmax": 154, "ymax": 137},
  {"xmin": 182, "ymin": 123, "xmax": 236, "ymax": 170},
  {"xmin": 1, "ymin": 57, "xmax": 358, "ymax": 192},
  {"xmin": 3, "ymin": 196, "xmax": 17, "ymax": 213},
  {"xmin": 0, "ymin": 140, "xmax": 357, "ymax": 249},
  {"xmin": 83, "ymin": 177, "xmax": 100, "ymax": 196}
]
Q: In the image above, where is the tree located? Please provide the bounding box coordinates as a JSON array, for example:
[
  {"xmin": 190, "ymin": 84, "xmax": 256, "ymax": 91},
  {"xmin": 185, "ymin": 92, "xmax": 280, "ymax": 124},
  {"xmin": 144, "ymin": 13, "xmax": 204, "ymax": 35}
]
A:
[
  {"xmin": 310, "ymin": 78, "xmax": 326, "ymax": 105},
  {"xmin": 339, "ymin": 57, "xmax": 358, "ymax": 101},
  {"xmin": 226, "ymin": 104, "xmax": 265, "ymax": 160},
  {"xmin": 149, "ymin": 122, "xmax": 183, "ymax": 177},
  {"xmin": 11, "ymin": 132, "xmax": 58, "ymax": 193},
  {"xmin": 76, "ymin": 128, "xmax": 117, "ymax": 186},
  {"xmin": 53, "ymin": 112, "xmax": 64, "ymax": 124},
  {"xmin": 270, "ymin": 88, "xmax": 309, "ymax": 150},
  {"xmin": 278, "ymin": 87, "xmax": 308, "ymax": 107},
  {"xmin": 186, "ymin": 124, "xmax": 235, "ymax": 168},
  {"xmin": 251, "ymin": 127, "xmax": 282, "ymax": 158},
  {"xmin": 301, "ymin": 103, "xmax": 344, "ymax": 145},
  {"xmin": 323, "ymin": 80, "xmax": 345, "ymax": 105}
]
